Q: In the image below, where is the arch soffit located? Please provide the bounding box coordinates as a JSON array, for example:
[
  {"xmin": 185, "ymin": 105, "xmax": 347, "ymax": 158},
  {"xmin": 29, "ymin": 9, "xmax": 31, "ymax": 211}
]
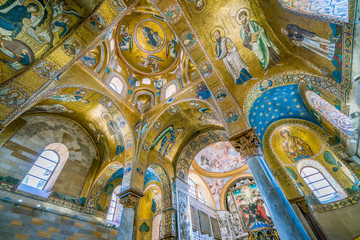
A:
[
  {"xmin": 28, "ymin": 85, "xmax": 135, "ymax": 175},
  {"xmin": 128, "ymin": 99, "xmax": 224, "ymax": 192},
  {"xmin": 175, "ymin": 129, "xmax": 229, "ymax": 182},
  {"xmin": 299, "ymin": 85, "xmax": 354, "ymax": 139},
  {"xmin": 276, "ymin": 0, "xmax": 353, "ymax": 24},
  {"xmin": 85, "ymin": 161, "xmax": 123, "ymax": 211},
  {"xmin": 147, "ymin": 163, "xmax": 173, "ymax": 209},
  {"xmin": 243, "ymin": 72, "xmax": 340, "ymax": 118}
]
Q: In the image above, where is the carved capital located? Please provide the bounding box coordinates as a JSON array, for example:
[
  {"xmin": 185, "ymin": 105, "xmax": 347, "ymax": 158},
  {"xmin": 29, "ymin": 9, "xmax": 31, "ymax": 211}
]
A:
[
  {"xmin": 229, "ymin": 128, "xmax": 260, "ymax": 159},
  {"xmin": 118, "ymin": 190, "xmax": 143, "ymax": 208}
]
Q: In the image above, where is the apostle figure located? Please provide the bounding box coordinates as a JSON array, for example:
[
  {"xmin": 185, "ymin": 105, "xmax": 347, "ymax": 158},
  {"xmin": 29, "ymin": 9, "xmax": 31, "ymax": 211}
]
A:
[
  {"xmin": 280, "ymin": 129, "xmax": 314, "ymax": 162},
  {"xmin": 214, "ymin": 30, "xmax": 252, "ymax": 85},
  {"xmin": 237, "ymin": 9, "xmax": 281, "ymax": 73},
  {"xmin": 281, "ymin": 24, "xmax": 335, "ymax": 61}
]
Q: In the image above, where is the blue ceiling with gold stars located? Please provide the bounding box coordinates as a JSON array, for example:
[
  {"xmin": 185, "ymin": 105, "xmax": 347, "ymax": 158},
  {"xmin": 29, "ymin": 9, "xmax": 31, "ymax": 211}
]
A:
[
  {"xmin": 249, "ymin": 84, "xmax": 320, "ymax": 142},
  {"xmin": 144, "ymin": 167, "xmax": 161, "ymax": 186}
]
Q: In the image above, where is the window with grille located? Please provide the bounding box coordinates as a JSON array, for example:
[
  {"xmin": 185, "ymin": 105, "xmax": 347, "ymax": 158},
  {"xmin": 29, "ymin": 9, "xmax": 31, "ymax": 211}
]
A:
[
  {"xmin": 107, "ymin": 185, "xmax": 123, "ymax": 226},
  {"xmin": 21, "ymin": 150, "xmax": 59, "ymax": 190},
  {"xmin": 300, "ymin": 167, "xmax": 336, "ymax": 203}
]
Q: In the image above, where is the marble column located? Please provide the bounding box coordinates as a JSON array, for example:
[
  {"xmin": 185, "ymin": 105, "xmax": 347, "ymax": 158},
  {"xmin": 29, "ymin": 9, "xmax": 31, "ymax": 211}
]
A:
[
  {"xmin": 230, "ymin": 128, "xmax": 310, "ymax": 240},
  {"xmin": 175, "ymin": 177, "xmax": 193, "ymax": 240},
  {"xmin": 117, "ymin": 191, "xmax": 142, "ymax": 240}
]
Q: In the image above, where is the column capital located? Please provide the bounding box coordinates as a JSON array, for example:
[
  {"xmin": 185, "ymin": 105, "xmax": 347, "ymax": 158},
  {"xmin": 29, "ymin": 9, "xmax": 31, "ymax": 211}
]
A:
[
  {"xmin": 229, "ymin": 128, "xmax": 261, "ymax": 159},
  {"xmin": 118, "ymin": 189, "xmax": 143, "ymax": 208}
]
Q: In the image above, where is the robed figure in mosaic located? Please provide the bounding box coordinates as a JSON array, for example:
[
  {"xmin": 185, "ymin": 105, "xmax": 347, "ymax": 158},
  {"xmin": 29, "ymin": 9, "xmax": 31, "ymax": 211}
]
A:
[
  {"xmin": 280, "ymin": 129, "xmax": 314, "ymax": 162},
  {"xmin": 281, "ymin": 24, "xmax": 335, "ymax": 61},
  {"xmin": 214, "ymin": 30, "xmax": 252, "ymax": 85},
  {"xmin": 237, "ymin": 9, "xmax": 281, "ymax": 72}
]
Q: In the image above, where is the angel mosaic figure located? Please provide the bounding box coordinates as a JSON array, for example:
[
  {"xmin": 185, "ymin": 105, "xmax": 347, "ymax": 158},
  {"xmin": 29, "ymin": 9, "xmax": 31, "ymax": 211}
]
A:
[
  {"xmin": 166, "ymin": 35, "xmax": 178, "ymax": 59},
  {"xmin": 138, "ymin": 55, "xmax": 164, "ymax": 73},
  {"xmin": 119, "ymin": 25, "xmax": 133, "ymax": 52}
]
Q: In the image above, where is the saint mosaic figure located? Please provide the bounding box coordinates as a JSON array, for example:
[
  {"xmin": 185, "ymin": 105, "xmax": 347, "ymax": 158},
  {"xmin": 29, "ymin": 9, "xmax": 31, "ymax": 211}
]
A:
[
  {"xmin": 213, "ymin": 30, "xmax": 253, "ymax": 85},
  {"xmin": 237, "ymin": 8, "xmax": 281, "ymax": 74},
  {"xmin": 280, "ymin": 129, "xmax": 314, "ymax": 162},
  {"xmin": 281, "ymin": 24, "xmax": 336, "ymax": 61}
]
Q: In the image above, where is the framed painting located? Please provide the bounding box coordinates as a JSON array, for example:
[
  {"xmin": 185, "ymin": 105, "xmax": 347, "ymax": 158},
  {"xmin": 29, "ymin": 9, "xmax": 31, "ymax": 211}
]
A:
[{"xmin": 232, "ymin": 182, "xmax": 273, "ymax": 231}]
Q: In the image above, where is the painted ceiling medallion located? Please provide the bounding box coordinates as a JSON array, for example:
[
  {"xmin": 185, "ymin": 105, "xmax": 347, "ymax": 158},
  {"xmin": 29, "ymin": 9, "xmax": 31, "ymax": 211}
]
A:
[{"xmin": 193, "ymin": 141, "xmax": 246, "ymax": 175}]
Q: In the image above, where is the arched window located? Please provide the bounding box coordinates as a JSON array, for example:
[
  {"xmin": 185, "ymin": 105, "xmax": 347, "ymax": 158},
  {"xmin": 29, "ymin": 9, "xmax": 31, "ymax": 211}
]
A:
[
  {"xmin": 278, "ymin": 0, "xmax": 348, "ymax": 22},
  {"xmin": 306, "ymin": 91, "xmax": 354, "ymax": 136},
  {"xmin": 165, "ymin": 84, "xmax": 177, "ymax": 99},
  {"xmin": 300, "ymin": 167, "xmax": 336, "ymax": 203},
  {"xmin": 18, "ymin": 143, "xmax": 69, "ymax": 198},
  {"xmin": 142, "ymin": 78, "xmax": 151, "ymax": 85},
  {"xmin": 188, "ymin": 178, "xmax": 205, "ymax": 204},
  {"xmin": 21, "ymin": 150, "xmax": 59, "ymax": 190},
  {"xmin": 109, "ymin": 77, "xmax": 124, "ymax": 95},
  {"xmin": 107, "ymin": 185, "xmax": 123, "ymax": 226}
]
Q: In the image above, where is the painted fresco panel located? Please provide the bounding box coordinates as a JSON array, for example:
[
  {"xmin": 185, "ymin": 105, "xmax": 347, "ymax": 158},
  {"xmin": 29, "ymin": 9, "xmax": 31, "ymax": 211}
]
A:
[
  {"xmin": 194, "ymin": 141, "xmax": 245, "ymax": 173},
  {"xmin": 232, "ymin": 183, "xmax": 273, "ymax": 232}
]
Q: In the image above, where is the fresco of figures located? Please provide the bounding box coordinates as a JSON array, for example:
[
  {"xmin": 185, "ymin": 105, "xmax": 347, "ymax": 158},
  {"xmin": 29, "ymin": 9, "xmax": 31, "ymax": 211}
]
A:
[
  {"xmin": 195, "ymin": 141, "xmax": 245, "ymax": 173},
  {"xmin": 232, "ymin": 183, "xmax": 273, "ymax": 231}
]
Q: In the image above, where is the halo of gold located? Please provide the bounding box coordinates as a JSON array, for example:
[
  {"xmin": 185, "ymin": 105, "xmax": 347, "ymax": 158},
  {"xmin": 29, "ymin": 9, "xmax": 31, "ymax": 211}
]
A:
[
  {"xmin": 235, "ymin": 7, "xmax": 251, "ymax": 25},
  {"xmin": 209, "ymin": 26, "xmax": 226, "ymax": 43}
]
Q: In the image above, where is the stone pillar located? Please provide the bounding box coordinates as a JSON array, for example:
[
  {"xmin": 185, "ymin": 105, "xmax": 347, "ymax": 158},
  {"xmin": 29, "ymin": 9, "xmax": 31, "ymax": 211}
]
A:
[
  {"xmin": 117, "ymin": 191, "xmax": 142, "ymax": 240},
  {"xmin": 175, "ymin": 177, "xmax": 193, "ymax": 240},
  {"xmin": 230, "ymin": 128, "xmax": 310, "ymax": 240},
  {"xmin": 291, "ymin": 196, "xmax": 327, "ymax": 240},
  {"xmin": 217, "ymin": 211, "xmax": 233, "ymax": 240},
  {"xmin": 161, "ymin": 207, "xmax": 177, "ymax": 240}
]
